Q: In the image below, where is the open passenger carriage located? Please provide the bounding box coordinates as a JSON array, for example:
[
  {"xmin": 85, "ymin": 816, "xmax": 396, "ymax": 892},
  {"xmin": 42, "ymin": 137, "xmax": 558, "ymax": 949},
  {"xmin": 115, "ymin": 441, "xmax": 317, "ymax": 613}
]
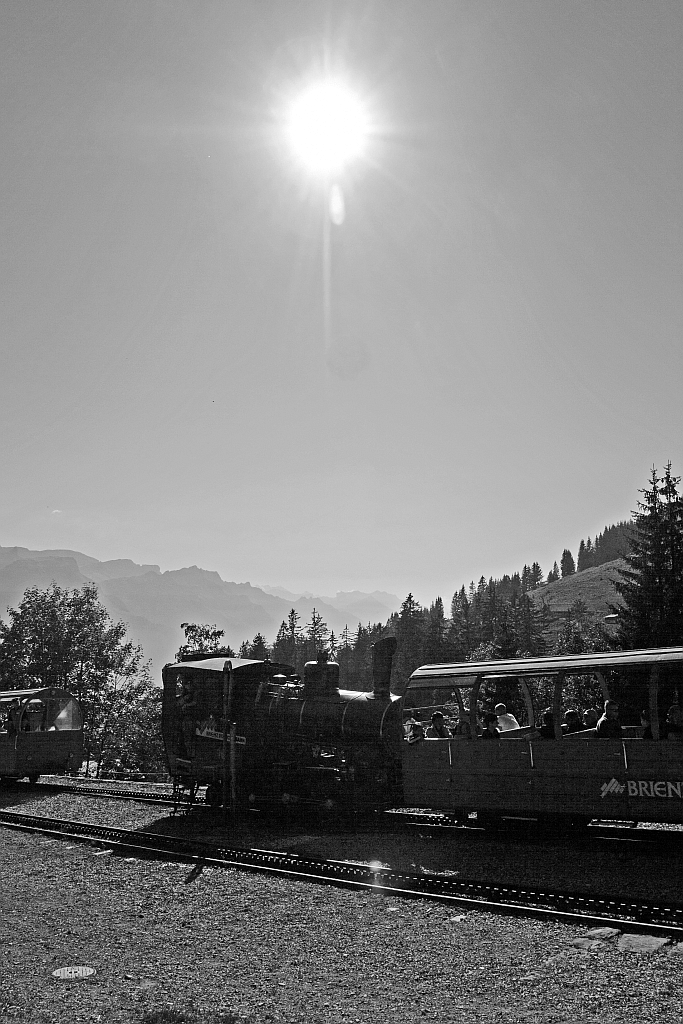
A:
[
  {"xmin": 0, "ymin": 687, "xmax": 84, "ymax": 782},
  {"xmin": 402, "ymin": 647, "xmax": 683, "ymax": 827}
]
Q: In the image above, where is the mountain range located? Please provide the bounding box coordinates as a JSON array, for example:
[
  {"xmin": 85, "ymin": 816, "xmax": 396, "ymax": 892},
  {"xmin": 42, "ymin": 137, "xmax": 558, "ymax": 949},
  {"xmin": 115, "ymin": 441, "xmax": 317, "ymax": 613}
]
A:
[{"xmin": 0, "ymin": 546, "xmax": 401, "ymax": 675}]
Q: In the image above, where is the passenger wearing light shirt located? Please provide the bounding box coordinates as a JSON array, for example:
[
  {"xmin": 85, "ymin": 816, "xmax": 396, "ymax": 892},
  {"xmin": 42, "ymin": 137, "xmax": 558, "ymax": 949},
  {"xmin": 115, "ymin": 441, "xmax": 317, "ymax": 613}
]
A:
[{"xmin": 495, "ymin": 703, "xmax": 520, "ymax": 732}]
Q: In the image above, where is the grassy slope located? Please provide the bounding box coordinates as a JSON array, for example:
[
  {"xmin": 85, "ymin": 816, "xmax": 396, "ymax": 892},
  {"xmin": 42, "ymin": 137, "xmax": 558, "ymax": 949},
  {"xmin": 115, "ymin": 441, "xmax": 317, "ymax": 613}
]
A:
[{"xmin": 528, "ymin": 558, "xmax": 625, "ymax": 621}]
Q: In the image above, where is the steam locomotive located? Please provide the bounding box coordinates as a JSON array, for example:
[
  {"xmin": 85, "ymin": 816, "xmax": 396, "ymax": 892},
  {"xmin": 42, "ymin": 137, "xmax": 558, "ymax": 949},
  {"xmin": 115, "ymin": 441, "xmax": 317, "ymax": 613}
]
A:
[{"xmin": 161, "ymin": 636, "xmax": 403, "ymax": 812}]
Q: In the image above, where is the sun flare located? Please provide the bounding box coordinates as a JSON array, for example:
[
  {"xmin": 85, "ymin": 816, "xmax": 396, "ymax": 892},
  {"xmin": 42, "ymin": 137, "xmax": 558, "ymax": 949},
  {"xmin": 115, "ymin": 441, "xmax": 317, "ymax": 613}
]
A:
[{"xmin": 286, "ymin": 80, "xmax": 368, "ymax": 176}]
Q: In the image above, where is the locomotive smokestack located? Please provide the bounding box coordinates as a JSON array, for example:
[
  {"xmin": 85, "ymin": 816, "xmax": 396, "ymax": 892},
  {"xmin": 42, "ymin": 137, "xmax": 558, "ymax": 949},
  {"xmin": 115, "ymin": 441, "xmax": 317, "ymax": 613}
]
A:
[{"xmin": 371, "ymin": 635, "xmax": 397, "ymax": 699}]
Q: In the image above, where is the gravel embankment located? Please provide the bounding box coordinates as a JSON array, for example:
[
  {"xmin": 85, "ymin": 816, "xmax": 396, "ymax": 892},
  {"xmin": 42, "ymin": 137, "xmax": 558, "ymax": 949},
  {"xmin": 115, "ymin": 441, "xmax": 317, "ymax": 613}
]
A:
[
  {"xmin": 2, "ymin": 826, "xmax": 683, "ymax": 1024},
  {"xmin": 2, "ymin": 781, "xmax": 683, "ymax": 1024}
]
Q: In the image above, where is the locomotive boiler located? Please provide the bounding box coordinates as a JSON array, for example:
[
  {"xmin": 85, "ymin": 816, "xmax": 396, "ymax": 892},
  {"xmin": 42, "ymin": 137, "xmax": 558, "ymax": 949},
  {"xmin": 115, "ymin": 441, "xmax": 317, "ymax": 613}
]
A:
[{"xmin": 161, "ymin": 636, "xmax": 403, "ymax": 812}]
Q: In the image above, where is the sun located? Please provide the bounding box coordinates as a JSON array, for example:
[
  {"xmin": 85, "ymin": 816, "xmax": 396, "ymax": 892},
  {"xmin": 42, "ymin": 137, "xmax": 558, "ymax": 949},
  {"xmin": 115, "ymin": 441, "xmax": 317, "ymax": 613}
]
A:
[{"xmin": 286, "ymin": 80, "xmax": 368, "ymax": 176}]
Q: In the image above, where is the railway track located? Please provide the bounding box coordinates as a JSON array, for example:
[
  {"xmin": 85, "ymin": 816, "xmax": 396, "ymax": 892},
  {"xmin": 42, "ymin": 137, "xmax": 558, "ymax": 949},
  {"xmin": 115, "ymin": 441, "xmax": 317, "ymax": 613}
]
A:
[
  {"xmin": 6, "ymin": 779, "xmax": 683, "ymax": 851},
  {"xmin": 1, "ymin": 807, "xmax": 682, "ymax": 939}
]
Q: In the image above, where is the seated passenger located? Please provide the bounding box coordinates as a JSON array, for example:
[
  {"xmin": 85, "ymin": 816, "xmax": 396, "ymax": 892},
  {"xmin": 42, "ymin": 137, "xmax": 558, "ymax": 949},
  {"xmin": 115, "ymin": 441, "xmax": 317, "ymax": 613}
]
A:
[
  {"xmin": 538, "ymin": 709, "xmax": 556, "ymax": 739},
  {"xmin": 595, "ymin": 700, "xmax": 623, "ymax": 739},
  {"xmin": 481, "ymin": 712, "xmax": 500, "ymax": 739},
  {"xmin": 582, "ymin": 708, "xmax": 599, "ymax": 730},
  {"xmin": 425, "ymin": 711, "xmax": 452, "ymax": 739},
  {"xmin": 495, "ymin": 703, "xmax": 519, "ymax": 732},
  {"xmin": 452, "ymin": 717, "xmax": 473, "ymax": 738},
  {"xmin": 563, "ymin": 709, "xmax": 583, "ymax": 734},
  {"xmin": 406, "ymin": 720, "xmax": 425, "ymax": 744},
  {"xmin": 666, "ymin": 705, "xmax": 683, "ymax": 741},
  {"xmin": 5, "ymin": 699, "xmax": 21, "ymax": 736}
]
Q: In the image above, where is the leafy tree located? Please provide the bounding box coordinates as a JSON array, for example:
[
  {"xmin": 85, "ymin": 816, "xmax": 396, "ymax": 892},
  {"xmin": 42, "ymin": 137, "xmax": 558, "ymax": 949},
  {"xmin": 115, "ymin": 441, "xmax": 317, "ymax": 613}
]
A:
[
  {"xmin": 613, "ymin": 463, "xmax": 683, "ymax": 649},
  {"xmin": 547, "ymin": 562, "xmax": 560, "ymax": 584},
  {"xmin": 176, "ymin": 623, "xmax": 235, "ymax": 662},
  {"xmin": 560, "ymin": 549, "xmax": 576, "ymax": 577},
  {"xmin": 0, "ymin": 583, "xmax": 158, "ymax": 772}
]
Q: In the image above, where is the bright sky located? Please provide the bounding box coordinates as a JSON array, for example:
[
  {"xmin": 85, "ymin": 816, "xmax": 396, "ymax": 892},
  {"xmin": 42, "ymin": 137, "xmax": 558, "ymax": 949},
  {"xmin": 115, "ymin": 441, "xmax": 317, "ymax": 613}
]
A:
[{"xmin": 1, "ymin": 1, "xmax": 681, "ymax": 605}]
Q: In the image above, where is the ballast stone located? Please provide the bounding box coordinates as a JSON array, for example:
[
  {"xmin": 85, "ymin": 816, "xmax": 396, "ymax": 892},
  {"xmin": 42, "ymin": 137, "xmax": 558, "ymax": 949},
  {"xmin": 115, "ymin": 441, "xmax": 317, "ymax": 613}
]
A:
[
  {"xmin": 617, "ymin": 933, "xmax": 670, "ymax": 954},
  {"xmin": 586, "ymin": 927, "xmax": 621, "ymax": 941}
]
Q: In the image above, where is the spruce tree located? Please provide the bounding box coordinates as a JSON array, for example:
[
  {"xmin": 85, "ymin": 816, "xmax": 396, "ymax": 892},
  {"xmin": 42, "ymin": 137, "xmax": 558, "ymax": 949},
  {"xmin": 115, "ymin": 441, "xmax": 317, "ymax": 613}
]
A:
[
  {"xmin": 613, "ymin": 464, "xmax": 683, "ymax": 649},
  {"xmin": 560, "ymin": 549, "xmax": 576, "ymax": 577}
]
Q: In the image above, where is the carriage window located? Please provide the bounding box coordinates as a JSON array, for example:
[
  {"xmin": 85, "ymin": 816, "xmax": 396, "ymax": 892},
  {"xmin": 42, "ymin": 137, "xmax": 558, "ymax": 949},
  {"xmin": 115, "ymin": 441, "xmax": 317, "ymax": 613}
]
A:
[{"xmin": 50, "ymin": 698, "xmax": 82, "ymax": 731}]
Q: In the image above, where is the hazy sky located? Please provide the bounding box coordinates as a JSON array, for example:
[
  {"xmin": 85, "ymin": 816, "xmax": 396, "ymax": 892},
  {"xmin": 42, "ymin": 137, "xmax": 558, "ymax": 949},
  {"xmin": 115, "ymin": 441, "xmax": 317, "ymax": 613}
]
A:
[{"xmin": 2, "ymin": 1, "xmax": 681, "ymax": 605}]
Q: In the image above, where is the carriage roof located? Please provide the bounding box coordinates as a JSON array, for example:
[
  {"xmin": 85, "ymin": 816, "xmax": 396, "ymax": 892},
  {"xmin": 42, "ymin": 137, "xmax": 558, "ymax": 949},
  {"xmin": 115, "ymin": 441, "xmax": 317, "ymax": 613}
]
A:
[
  {"xmin": 0, "ymin": 686, "xmax": 77, "ymax": 702},
  {"xmin": 409, "ymin": 646, "xmax": 683, "ymax": 688}
]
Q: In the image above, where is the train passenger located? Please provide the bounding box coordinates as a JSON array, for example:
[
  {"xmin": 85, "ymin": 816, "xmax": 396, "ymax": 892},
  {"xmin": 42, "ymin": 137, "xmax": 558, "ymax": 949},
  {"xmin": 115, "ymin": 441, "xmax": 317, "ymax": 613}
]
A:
[
  {"xmin": 425, "ymin": 711, "xmax": 452, "ymax": 739},
  {"xmin": 494, "ymin": 703, "xmax": 519, "ymax": 732},
  {"xmin": 595, "ymin": 700, "xmax": 623, "ymax": 739},
  {"xmin": 452, "ymin": 717, "xmax": 473, "ymax": 738},
  {"xmin": 666, "ymin": 705, "xmax": 683, "ymax": 741},
  {"xmin": 640, "ymin": 710, "xmax": 669, "ymax": 740},
  {"xmin": 563, "ymin": 709, "xmax": 583, "ymax": 734},
  {"xmin": 481, "ymin": 712, "xmax": 500, "ymax": 739},
  {"xmin": 406, "ymin": 720, "xmax": 425, "ymax": 743},
  {"xmin": 582, "ymin": 708, "xmax": 599, "ymax": 729},
  {"xmin": 6, "ymin": 699, "xmax": 21, "ymax": 737},
  {"xmin": 538, "ymin": 709, "xmax": 556, "ymax": 739}
]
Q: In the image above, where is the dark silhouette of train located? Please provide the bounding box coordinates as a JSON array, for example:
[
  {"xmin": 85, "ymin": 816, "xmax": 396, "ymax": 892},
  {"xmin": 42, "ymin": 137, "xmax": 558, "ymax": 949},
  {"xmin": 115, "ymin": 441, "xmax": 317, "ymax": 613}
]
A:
[{"xmin": 162, "ymin": 637, "xmax": 683, "ymax": 826}]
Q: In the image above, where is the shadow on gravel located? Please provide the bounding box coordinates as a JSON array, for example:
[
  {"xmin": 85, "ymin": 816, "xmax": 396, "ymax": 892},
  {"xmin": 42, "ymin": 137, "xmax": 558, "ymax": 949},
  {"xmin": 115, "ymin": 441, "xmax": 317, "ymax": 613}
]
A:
[
  {"xmin": 0, "ymin": 781, "xmax": 46, "ymax": 810},
  {"xmin": 140, "ymin": 1010, "xmax": 244, "ymax": 1024}
]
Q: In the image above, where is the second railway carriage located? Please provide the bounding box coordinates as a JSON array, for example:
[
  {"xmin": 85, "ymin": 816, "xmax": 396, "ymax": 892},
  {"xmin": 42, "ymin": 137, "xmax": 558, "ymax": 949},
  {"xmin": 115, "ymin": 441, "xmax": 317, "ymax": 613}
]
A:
[
  {"xmin": 402, "ymin": 647, "xmax": 683, "ymax": 826},
  {"xmin": 0, "ymin": 687, "xmax": 84, "ymax": 782}
]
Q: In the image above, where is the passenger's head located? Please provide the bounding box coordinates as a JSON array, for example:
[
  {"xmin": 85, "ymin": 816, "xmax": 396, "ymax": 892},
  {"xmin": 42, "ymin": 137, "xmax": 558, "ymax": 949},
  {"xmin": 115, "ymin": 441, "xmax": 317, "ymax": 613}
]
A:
[
  {"xmin": 483, "ymin": 712, "xmax": 498, "ymax": 729},
  {"xmin": 542, "ymin": 708, "xmax": 554, "ymax": 726},
  {"xmin": 564, "ymin": 709, "xmax": 580, "ymax": 725},
  {"xmin": 604, "ymin": 700, "xmax": 620, "ymax": 719},
  {"xmin": 667, "ymin": 705, "xmax": 682, "ymax": 726},
  {"xmin": 494, "ymin": 703, "xmax": 507, "ymax": 716},
  {"xmin": 431, "ymin": 711, "xmax": 444, "ymax": 723},
  {"xmin": 583, "ymin": 708, "xmax": 598, "ymax": 728}
]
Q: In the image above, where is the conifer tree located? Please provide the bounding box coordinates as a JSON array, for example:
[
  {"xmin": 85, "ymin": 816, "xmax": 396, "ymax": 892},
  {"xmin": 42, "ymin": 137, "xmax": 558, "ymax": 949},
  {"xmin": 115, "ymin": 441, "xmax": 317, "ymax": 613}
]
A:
[
  {"xmin": 613, "ymin": 464, "xmax": 683, "ymax": 649},
  {"xmin": 547, "ymin": 562, "xmax": 560, "ymax": 583},
  {"xmin": 560, "ymin": 549, "xmax": 576, "ymax": 577},
  {"xmin": 529, "ymin": 562, "xmax": 543, "ymax": 589}
]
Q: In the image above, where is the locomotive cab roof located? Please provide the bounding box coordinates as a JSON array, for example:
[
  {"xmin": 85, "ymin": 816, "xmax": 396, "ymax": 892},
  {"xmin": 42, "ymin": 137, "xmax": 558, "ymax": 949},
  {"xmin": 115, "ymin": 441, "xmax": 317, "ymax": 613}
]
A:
[{"xmin": 165, "ymin": 657, "xmax": 294, "ymax": 674}]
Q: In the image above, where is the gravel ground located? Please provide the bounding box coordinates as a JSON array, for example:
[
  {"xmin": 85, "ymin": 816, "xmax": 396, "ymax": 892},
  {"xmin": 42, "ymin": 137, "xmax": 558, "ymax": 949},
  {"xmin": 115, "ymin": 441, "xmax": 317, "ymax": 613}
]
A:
[
  {"xmin": 1, "ymin": 792, "xmax": 683, "ymax": 1023},
  {"xmin": 1, "ymin": 828, "xmax": 683, "ymax": 1024}
]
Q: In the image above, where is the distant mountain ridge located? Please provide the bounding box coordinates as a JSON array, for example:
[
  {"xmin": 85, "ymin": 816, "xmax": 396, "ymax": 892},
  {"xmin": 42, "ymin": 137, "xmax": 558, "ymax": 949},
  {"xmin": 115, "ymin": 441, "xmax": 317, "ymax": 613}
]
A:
[{"xmin": 0, "ymin": 546, "xmax": 400, "ymax": 675}]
